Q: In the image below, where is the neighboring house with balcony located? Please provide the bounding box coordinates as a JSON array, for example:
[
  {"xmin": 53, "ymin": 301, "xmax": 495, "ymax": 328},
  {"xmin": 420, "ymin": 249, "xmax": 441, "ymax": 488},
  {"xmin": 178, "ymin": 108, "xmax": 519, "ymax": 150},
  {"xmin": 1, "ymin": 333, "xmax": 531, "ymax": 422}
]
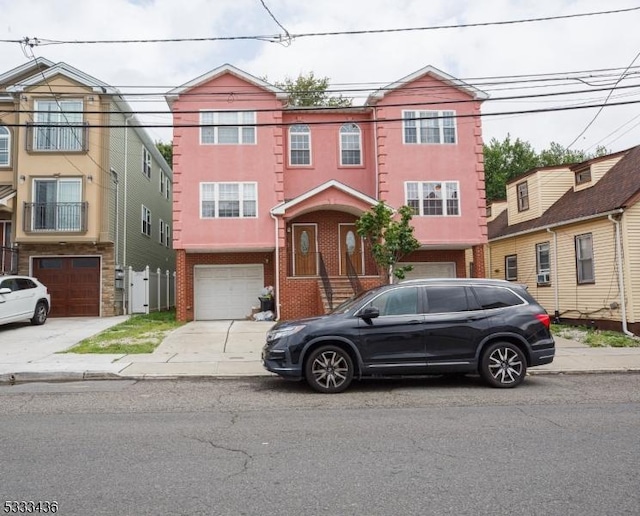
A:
[
  {"xmin": 487, "ymin": 145, "xmax": 640, "ymax": 334},
  {"xmin": 0, "ymin": 58, "xmax": 174, "ymax": 316},
  {"xmin": 166, "ymin": 63, "xmax": 489, "ymax": 321}
]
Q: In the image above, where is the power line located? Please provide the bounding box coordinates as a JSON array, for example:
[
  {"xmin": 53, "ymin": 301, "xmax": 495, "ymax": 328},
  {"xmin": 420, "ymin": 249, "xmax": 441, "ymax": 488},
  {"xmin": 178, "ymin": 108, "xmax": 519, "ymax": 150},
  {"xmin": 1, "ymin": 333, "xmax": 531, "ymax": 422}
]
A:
[
  {"xmin": 5, "ymin": 6, "xmax": 638, "ymax": 46},
  {"xmin": 258, "ymin": 0, "xmax": 291, "ymax": 45}
]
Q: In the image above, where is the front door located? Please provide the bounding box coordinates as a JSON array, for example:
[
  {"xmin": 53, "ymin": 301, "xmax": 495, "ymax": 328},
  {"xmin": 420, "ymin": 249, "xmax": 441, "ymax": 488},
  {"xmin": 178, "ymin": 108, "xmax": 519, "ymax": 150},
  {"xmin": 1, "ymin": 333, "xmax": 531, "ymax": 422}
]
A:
[
  {"xmin": 292, "ymin": 224, "xmax": 317, "ymax": 276},
  {"xmin": 339, "ymin": 224, "xmax": 363, "ymax": 275}
]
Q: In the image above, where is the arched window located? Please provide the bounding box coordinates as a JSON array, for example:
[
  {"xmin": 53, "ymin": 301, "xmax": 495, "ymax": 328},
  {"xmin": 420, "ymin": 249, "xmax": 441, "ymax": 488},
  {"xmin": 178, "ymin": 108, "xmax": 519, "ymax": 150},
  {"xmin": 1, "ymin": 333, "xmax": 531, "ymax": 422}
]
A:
[
  {"xmin": 289, "ymin": 124, "xmax": 311, "ymax": 165},
  {"xmin": 340, "ymin": 123, "xmax": 361, "ymax": 166},
  {"xmin": 0, "ymin": 126, "xmax": 10, "ymax": 166}
]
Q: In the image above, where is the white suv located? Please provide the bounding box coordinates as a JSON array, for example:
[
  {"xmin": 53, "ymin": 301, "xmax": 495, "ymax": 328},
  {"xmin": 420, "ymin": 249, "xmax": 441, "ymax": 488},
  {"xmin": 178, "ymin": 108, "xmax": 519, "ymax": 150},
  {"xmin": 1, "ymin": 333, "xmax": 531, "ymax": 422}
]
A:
[{"xmin": 0, "ymin": 275, "xmax": 51, "ymax": 326}]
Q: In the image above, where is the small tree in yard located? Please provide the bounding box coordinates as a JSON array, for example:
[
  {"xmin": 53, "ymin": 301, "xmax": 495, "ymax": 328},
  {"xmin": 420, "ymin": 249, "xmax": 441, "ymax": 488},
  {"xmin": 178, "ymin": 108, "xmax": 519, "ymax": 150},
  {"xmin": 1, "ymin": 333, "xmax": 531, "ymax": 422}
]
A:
[{"xmin": 356, "ymin": 202, "xmax": 420, "ymax": 284}]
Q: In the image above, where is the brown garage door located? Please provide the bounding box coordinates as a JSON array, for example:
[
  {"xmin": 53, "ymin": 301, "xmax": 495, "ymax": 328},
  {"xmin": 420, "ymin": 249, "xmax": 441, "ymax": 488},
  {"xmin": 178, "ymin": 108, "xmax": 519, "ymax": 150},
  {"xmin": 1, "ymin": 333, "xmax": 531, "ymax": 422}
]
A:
[{"xmin": 33, "ymin": 257, "xmax": 100, "ymax": 317}]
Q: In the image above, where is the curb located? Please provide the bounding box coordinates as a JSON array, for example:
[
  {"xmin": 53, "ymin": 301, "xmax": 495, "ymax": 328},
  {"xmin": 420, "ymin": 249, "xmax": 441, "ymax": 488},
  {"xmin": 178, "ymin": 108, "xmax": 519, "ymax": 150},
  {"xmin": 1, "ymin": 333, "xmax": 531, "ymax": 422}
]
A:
[{"xmin": 0, "ymin": 371, "xmax": 122, "ymax": 384}]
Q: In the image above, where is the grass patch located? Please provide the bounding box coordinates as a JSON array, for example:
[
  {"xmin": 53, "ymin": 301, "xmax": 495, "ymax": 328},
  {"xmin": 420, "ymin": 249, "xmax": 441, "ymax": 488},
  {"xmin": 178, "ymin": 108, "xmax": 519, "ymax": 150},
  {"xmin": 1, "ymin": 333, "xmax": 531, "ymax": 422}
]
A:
[
  {"xmin": 551, "ymin": 324, "xmax": 640, "ymax": 348},
  {"xmin": 66, "ymin": 310, "xmax": 185, "ymax": 354}
]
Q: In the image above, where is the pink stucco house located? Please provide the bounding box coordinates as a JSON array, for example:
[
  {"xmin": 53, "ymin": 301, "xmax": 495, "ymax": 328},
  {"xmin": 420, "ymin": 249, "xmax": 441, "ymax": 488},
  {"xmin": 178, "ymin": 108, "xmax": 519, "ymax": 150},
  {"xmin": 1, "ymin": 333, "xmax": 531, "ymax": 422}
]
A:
[{"xmin": 166, "ymin": 64, "xmax": 489, "ymax": 321}]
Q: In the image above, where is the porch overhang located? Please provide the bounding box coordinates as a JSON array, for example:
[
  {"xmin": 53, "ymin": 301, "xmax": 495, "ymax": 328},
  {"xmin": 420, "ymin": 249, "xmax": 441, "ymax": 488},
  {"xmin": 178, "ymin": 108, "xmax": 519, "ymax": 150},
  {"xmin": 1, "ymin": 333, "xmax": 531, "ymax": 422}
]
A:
[
  {"xmin": 271, "ymin": 180, "xmax": 378, "ymax": 219},
  {"xmin": 0, "ymin": 185, "xmax": 16, "ymax": 210}
]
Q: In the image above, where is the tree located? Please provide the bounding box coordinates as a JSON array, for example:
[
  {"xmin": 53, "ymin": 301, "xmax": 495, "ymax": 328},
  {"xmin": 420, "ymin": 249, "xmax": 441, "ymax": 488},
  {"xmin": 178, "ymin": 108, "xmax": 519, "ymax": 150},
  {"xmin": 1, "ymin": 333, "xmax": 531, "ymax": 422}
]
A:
[
  {"xmin": 483, "ymin": 135, "xmax": 538, "ymax": 202},
  {"xmin": 156, "ymin": 141, "xmax": 173, "ymax": 167},
  {"xmin": 274, "ymin": 72, "xmax": 352, "ymax": 107},
  {"xmin": 356, "ymin": 202, "xmax": 420, "ymax": 284}
]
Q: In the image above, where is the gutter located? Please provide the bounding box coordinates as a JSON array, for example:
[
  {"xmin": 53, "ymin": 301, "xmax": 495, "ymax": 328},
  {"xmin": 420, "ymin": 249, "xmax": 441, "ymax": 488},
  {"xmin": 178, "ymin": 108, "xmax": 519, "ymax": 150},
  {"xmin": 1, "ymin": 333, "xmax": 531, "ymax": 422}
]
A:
[
  {"xmin": 546, "ymin": 227, "xmax": 560, "ymax": 321},
  {"xmin": 270, "ymin": 212, "xmax": 281, "ymax": 321},
  {"xmin": 608, "ymin": 212, "xmax": 634, "ymax": 336}
]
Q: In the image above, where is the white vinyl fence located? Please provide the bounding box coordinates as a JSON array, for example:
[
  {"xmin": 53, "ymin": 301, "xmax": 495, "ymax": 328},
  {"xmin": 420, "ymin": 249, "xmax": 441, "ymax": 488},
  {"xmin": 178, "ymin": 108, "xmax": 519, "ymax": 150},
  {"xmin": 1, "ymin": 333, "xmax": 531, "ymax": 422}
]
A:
[{"xmin": 126, "ymin": 266, "xmax": 176, "ymax": 314}]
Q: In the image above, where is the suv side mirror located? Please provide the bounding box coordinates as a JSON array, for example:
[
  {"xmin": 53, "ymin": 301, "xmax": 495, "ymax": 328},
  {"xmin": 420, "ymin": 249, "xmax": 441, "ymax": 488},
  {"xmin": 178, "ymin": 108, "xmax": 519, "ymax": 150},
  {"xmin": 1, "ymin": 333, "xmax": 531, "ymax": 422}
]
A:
[
  {"xmin": 0, "ymin": 287, "xmax": 11, "ymax": 295},
  {"xmin": 359, "ymin": 306, "xmax": 380, "ymax": 319}
]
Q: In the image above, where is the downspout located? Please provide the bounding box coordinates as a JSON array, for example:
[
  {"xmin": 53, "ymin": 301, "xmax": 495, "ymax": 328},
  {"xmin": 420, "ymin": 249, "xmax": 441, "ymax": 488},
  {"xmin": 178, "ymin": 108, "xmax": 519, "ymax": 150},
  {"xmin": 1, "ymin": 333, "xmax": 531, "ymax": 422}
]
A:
[
  {"xmin": 373, "ymin": 106, "xmax": 380, "ymax": 199},
  {"xmin": 270, "ymin": 211, "xmax": 281, "ymax": 321},
  {"xmin": 110, "ymin": 168, "xmax": 119, "ymax": 264},
  {"xmin": 122, "ymin": 113, "xmax": 134, "ymax": 269},
  {"xmin": 608, "ymin": 212, "xmax": 634, "ymax": 336},
  {"xmin": 546, "ymin": 228, "xmax": 560, "ymax": 322}
]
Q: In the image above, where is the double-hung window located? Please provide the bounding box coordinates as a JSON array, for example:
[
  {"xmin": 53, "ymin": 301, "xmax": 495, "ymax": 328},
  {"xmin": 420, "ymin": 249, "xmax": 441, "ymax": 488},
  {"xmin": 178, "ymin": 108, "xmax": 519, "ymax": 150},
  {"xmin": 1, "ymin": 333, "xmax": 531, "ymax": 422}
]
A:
[
  {"xmin": 159, "ymin": 218, "xmax": 166, "ymax": 244},
  {"xmin": 505, "ymin": 255, "xmax": 518, "ymax": 281},
  {"xmin": 289, "ymin": 124, "xmax": 311, "ymax": 165},
  {"xmin": 143, "ymin": 148, "xmax": 151, "ymax": 179},
  {"xmin": 403, "ymin": 110, "xmax": 456, "ymax": 144},
  {"xmin": 142, "ymin": 206, "xmax": 151, "ymax": 237},
  {"xmin": 406, "ymin": 181, "xmax": 459, "ymax": 216},
  {"xmin": 340, "ymin": 123, "xmax": 362, "ymax": 165},
  {"xmin": 201, "ymin": 111, "xmax": 256, "ymax": 145},
  {"xmin": 0, "ymin": 126, "xmax": 10, "ymax": 166},
  {"xmin": 536, "ymin": 242, "xmax": 551, "ymax": 284},
  {"xmin": 34, "ymin": 100, "xmax": 84, "ymax": 151},
  {"xmin": 32, "ymin": 178, "xmax": 82, "ymax": 231},
  {"xmin": 200, "ymin": 182, "xmax": 257, "ymax": 218},
  {"xmin": 517, "ymin": 181, "xmax": 529, "ymax": 211},
  {"xmin": 575, "ymin": 233, "xmax": 594, "ymax": 283}
]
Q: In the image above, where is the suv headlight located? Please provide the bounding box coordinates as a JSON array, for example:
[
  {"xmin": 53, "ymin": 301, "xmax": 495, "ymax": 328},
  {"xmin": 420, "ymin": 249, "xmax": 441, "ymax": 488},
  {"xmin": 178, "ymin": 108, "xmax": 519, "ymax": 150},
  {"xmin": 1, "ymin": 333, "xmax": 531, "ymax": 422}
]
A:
[{"xmin": 267, "ymin": 325, "xmax": 305, "ymax": 342}]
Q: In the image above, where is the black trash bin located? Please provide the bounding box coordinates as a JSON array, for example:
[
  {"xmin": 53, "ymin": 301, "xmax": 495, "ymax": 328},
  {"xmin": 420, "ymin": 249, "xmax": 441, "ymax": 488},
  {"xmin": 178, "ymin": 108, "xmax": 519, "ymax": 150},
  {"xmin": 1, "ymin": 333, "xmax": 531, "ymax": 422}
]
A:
[{"xmin": 258, "ymin": 296, "xmax": 274, "ymax": 312}]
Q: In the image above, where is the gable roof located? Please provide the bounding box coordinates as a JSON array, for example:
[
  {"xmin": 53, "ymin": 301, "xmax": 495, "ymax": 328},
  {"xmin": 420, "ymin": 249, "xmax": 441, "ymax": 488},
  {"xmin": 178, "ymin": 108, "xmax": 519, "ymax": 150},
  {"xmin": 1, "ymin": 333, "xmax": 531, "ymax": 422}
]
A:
[
  {"xmin": 5, "ymin": 61, "xmax": 118, "ymax": 94},
  {"xmin": 0, "ymin": 57, "xmax": 54, "ymax": 88},
  {"xmin": 489, "ymin": 145, "xmax": 640, "ymax": 240},
  {"xmin": 271, "ymin": 180, "xmax": 378, "ymax": 216},
  {"xmin": 366, "ymin": 64, "xmax": 489, "ymax": 105},
  {"xmin": 165, "ymin": 63, "xmax": 288, "ymax": 104},
  {"xmin": 0, "ymin": 184, "xmax": 16, "ymax": 206}
]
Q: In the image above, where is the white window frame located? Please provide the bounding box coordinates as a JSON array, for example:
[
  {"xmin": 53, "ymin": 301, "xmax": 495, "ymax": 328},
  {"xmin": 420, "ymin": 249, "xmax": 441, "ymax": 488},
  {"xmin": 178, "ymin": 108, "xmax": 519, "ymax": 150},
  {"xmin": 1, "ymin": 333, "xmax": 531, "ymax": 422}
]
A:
[
  {"xmin": 200, "ymin": 110, "xmax": 256, "ymax": 145},
  {"xmin": 0, "ymin": 126, "xmax": 10, "ymax": 166},
  {"xmin": 536, "ymin": 242, "xmax": 551, "ymax": 284},
  {"xmin": 165, "ymin": 176, "xmax": 171, "ymax": 200},
  {"xmin": 159, "ymin": 218, "xmax": 165, "ymax": 244},
  {"xmin": 403, "ymin": 110, "xmax": 456, "ymax": 144},
  {"xmin": 340, "ymin": 123, "xmax": 362, "ymax": 166},
  {"xmin": 142, "ymin": 205, "xmax": 151, "ymax": 237},
  {"xmin": 165, "ymin": 222, "xmax": 171, "ymax": 248},
  {"xmin": 289, "ymin": 124, "xmax": 311, "ymax": 166},
  {"xmin": 32, "ymin": 177, "xmax": 83, "ymax": 231},
  {"xmin": 200, "ymin": 182, "xmax": 258, "ymax": 219},
  {"xmin": 159, "ymin": 172, "xmax": 165, "ymax": 194},
  {"xmin": 517, "ymin": 181, "xmax": 529, "ymax": 211},
  {"xmin": 575, "ymin": 233, "xmax": 595, "ymax": 284},
  {"xmin": 505, "ymin": 255, "xmax": 518, "ymax": 281},
  {"xmin": 405, "ymin": 181, "xmax": 460, "ymax": 216},
  {"xmin": 142, "ymin": 148, "xmax": 151, "ymax": 179},
  {"xmin": 33, "ymin": 99, "xmax": 84, "ymax": 151}
]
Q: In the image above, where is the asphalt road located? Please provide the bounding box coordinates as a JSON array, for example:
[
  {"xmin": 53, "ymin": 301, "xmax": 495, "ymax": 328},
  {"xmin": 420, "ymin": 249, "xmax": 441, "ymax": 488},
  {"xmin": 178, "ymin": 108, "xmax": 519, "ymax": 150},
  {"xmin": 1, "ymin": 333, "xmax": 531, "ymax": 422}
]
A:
[{"xmin": 1, "ymin": 374, "xmax": 639, "ymax": 516}]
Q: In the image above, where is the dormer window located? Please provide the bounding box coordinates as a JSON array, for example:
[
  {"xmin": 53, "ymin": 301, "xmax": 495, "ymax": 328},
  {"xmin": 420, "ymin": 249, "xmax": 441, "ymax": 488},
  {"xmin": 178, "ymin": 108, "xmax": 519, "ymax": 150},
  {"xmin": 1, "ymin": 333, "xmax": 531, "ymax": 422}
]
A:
[
  {"xmin": 517, "ymin": 181, "xmax": 529, "ymax": 212},
  {"xmin": 575, "ymin": 168, "xmax": 592, "ymax": 185}
]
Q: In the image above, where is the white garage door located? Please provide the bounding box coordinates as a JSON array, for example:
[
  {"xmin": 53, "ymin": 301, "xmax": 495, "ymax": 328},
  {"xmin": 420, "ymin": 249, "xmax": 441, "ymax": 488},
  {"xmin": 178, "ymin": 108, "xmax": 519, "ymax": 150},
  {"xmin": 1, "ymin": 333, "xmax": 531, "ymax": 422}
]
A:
[
  {"xmin": 194, "ymin": 265, "xmax": 264, "ymax": 320},
  {"xmin": 403, "ymin": 262, "xmax": 456, "ymax": 281}
]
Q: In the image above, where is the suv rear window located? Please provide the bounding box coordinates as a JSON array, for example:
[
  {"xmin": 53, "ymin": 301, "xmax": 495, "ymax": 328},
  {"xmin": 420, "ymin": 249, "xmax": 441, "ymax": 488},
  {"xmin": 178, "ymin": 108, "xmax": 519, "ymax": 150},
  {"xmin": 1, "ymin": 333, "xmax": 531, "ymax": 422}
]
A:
[{"xmin": 473, "ymin": 286, "xmax": 524, "ymax": 309}]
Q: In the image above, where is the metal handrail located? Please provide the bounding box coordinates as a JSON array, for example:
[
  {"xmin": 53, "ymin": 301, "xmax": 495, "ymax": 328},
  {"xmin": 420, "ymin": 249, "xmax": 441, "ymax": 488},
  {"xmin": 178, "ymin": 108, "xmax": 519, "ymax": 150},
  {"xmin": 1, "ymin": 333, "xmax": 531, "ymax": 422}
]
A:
[
  {"xmin": 345, "ymin": 253, "xmax": 364, "ymax": 295},
  {"xmin": 318, "ymin": 252, "xmax": 333, "ymax": 310},
  {"xmin": 23, "ymin": 202, "xmax": 88, "ymax": 232}
]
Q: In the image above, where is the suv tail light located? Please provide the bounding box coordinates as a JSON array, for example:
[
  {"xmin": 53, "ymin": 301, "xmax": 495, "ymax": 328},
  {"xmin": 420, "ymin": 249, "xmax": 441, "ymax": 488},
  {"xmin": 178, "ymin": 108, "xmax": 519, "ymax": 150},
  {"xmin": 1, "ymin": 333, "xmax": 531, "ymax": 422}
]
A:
[{"xmin": 535, "ymin": 313, "xmax": 551, "ymax": 329}]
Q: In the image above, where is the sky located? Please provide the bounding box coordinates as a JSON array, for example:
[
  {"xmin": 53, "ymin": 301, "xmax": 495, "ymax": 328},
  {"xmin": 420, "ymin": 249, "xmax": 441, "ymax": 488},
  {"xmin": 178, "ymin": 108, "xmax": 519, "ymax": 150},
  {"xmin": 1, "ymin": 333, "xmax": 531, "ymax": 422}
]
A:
[{"xmin": 1, "ymin": 0, "xmax": 640, "ymax": 154}]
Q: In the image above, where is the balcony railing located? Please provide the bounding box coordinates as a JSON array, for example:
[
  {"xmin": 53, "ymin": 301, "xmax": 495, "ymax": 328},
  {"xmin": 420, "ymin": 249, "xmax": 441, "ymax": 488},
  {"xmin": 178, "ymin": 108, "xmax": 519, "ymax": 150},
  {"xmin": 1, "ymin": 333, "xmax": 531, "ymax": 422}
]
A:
[
  {"xmin": 25, "ymin": 122, "xmax": 90, "ymax": 152},
  {"xmin": 1, "ymin": 246, "xmax": 18, "ymax": 274},
  {"xmin": 23, "ymin": 202, "xmax": 88, "ymax": 233}
]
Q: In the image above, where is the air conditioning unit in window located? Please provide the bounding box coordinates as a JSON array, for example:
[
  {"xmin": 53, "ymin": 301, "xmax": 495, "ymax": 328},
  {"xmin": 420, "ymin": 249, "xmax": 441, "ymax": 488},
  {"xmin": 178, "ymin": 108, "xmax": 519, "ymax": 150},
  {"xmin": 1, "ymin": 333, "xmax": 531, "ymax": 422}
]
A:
[{"xmin": 537, "ymin": 272, "xmax": 550, "ymax": 284}]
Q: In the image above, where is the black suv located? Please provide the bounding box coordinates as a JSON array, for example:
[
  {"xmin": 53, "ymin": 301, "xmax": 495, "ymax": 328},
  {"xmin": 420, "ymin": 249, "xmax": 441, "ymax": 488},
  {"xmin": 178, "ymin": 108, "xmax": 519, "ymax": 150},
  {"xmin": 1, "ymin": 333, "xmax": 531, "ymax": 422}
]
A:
[{"xmin": 263, "ymin": 279, "xmax": 555, "ymax": 393}]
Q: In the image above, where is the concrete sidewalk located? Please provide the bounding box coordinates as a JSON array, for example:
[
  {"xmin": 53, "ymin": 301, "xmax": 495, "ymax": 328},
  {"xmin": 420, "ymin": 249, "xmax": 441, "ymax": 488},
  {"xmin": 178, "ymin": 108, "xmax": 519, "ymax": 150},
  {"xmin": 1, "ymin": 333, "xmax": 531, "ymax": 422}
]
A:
[{"xmin": 1, "ymin": 317, "xmax": 640, "ymax": 383}]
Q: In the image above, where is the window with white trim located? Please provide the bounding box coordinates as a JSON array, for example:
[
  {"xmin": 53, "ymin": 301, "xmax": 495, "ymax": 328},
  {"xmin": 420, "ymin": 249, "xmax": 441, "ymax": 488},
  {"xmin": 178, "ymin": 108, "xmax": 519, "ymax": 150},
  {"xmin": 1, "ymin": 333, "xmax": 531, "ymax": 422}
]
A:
[
  {"xmin": 575, "ymin": 233, "xmax": 594, "ymax": 283},
  {"xmin": 517, "ymin": 181, "xmax": 529, "ymax": 211},
  {"xmin": 159, "ymin": 218, "xmax": 165, "ymax": 244},
  {"xmin": 142, "ymin": 205, "xmax": 151, "ymax": 236},
  {"xmin": 289, "ymin": 124, "xmax": 311, "ymax": 165},
  {"xmin": 159, "ymin": 172, "xmax": 165, "ymax": 194},
  {"xmin": 403, "ymin": 110, "xmax": 456, "ymax": 144},
  {"xmin": 34, "ymin": 99, "xmax": 84, "ymax": 151},
  {"xmin": 165, "ymin": 222, "xmax": 171, "ymax": 247},
  {"xmin": 340, "ymin": 123, "xmax": 362, "ymax": 165},
  {"xmin": 32, "ymin": 178, "xmax": 82, "ymax": 231},
  {"xmin": 165, "ymin": 176, "xmax": 171, "ymax": 200},
  {"xmin": 200, "ymin": 111, "xmax": 256, "ymax": 145},
  {"xmin": 200, "ymin": 182, "xmax": 257, "ymax": 218},
  {"xmin": 0, "ymin": 126, "xmax": 10, "ymax": 166},
  {"xmin": 505, "ymin": 255, "xmax": 518, "ymax": 281},
  {"xmin": 536, "ymin": 242, "xmax": 551, "ymax": 284},
  {"xmin": 406, "ymin": 181, "xmax": 459, "ymax": 216},
  {"xmin": 142, "ymin": 148, "xmax": 151, "ymax": 179}
]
